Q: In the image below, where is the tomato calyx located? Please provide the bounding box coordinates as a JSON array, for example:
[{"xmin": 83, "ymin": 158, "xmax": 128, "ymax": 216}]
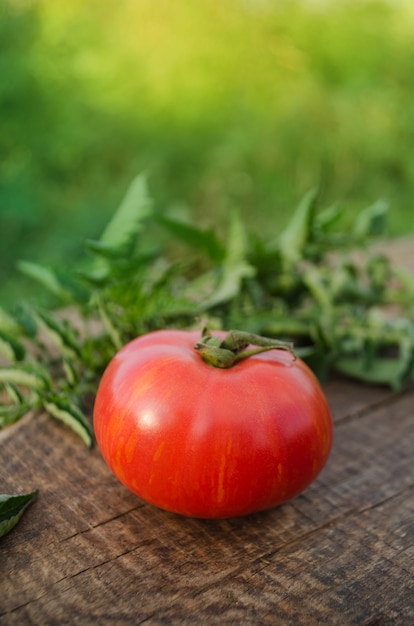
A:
[{"xmin": 194, "ymin": 328, "xmax": 296, "ymax": 368}]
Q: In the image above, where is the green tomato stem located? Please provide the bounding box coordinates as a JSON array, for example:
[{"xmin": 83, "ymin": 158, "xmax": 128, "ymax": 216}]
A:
[{"xmin": 194, "ymin": 328, "xmax": 295, "ymax": 368}]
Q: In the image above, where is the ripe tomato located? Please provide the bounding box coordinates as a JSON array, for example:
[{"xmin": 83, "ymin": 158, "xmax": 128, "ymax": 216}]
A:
[{"xmin": 93, "ymin": 329, "xmax": 333, "ymax": 518}]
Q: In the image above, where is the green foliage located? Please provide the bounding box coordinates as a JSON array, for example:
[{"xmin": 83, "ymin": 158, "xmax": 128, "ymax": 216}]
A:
[
  {"xmin": 2, "ymin": 176, "xmax": 414, "ymax": 448},
  {"xmin": 0, "ymin": 491, "xmax": 39, "ymax": 538},
  {"xmin": 2, "ymin": 1, "xmax": 414, "ymax": 306}
]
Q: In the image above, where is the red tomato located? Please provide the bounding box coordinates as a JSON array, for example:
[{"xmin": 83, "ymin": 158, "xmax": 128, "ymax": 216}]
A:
[{"xmin": 93, "ymin": 329, "xmax": 333, "ymax": 518}]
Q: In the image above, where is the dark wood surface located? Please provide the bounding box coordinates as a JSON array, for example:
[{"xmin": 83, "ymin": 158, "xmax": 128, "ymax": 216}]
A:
[{"xmin": 1, "ymin": 239, "xmax": 414, "ymax": 625}]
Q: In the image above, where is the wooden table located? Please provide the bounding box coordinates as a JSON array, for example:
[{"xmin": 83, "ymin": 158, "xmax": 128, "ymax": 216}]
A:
[
  {"xmin": 1, "ymin": 240, "xmax": 414, "ymax": 625},
  {"xmin": 1, "ymin": 377, "xmax": 413, "ymax": 625}
]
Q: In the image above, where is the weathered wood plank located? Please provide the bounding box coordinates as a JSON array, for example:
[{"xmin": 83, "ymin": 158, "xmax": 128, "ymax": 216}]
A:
[
  {"xmin": 1, "ymin": 376, "xmax": 413, "ymax": 625},
  {"xmin": 324, "ymin": 376, "xmax": 396, "ymax": 424},
  {"xmin": 154, "ymin": 489, "xmax": 414, "ymax": 625}
]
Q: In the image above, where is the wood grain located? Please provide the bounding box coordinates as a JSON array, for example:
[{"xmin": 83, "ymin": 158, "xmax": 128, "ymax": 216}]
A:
[
  {"xmin": 1, "ymin": 238, "xmax": 414, "ymax": 625},
  {"xmin": 1, "ymin": 377, "xmax": 413, "ymax": 625}
]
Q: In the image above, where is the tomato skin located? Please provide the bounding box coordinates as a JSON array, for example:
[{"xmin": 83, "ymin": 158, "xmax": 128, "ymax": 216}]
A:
[{"xmin": 93, "ymin": 329, "xmax": 333, "ymax": 519}]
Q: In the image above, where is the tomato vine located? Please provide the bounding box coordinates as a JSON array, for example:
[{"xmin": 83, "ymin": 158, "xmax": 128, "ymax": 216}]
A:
[{"xmin": 1, "ymin": 173, "xmax": 413, "ymax": 451}]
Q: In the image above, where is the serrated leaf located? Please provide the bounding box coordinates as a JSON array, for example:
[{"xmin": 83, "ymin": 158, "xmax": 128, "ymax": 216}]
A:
[
  {"xmin": 34, "ymin": 309, "xmax": 81, "ymax": 360},
  {"xmin": 62, "ymin": 359, "xmax": 78, "ymax": 386},
  {"xmin": 158, "ymin": 215, "xmax": 224, "ymax": 262},
  {"xmin": 334, "ymin": 354, "xmax": 406, "ymax": 391},
  {"xmin": 85, "ymin": 239, "xmax": 129, "ymax": 259},
  {"xmin": 4, "ymin": 382, "xmax": 25, "ymax": 404},
  {"xmin": 12, "ymin": 303, "xmax": 37, "ymax": 338},
  {"xmin": 0, "ymin": 365, "xmax": 50, "ymax": 390},
  {"xmin": 0, "ymin": 402, "xmax": 30, "ymax": 427},
  {"xmin": 353, "ymin": 200, "xmax": 388, "ymax": 240},
  {"xmin": 201, "ymin": 211, "xmax": 255, "ymax": 310},
  {"xmin": 0, "ymin": 306, "xmax": 23, "ymax": 336},
  {"xmin": 0, "ymin": 490, "xmax": 39, "ymax": 538},
  {"xmin": 93, "ymin": 294, "xmax": 123, "ymax": 351},
  {"xmin": 53, "ymin": 269, "xmax": 91, "ymax": 304},
  {"xmin": 43, "ymin": 397, "xmax": 94, "ymax": 447},
  {"xmin": 99, "ymin": 172, "xmax": 153, "ymax": 252},
  {"xmin": 17, "ymin": 261, "xmax": 73, "ymax": 302},
  {"xmin": 0, "ymin": 331, "xmax": 26, "ymax": 362},
  {"xmin": 76, "ymin": 266, "xmax": 110, "ymax": 287},
  {"xmin": 277, "ymin": 188, "xmax": 319, "ymax": 266},
  {"xmin": 314, "ymin": 202, "xmax": 345, "ymax": 234},
  {"xmin": 303, "ymin": 266, "xmax": 333, "ymax": 313}
]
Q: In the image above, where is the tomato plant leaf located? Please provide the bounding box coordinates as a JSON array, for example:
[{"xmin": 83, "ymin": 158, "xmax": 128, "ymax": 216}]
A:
[
  {"xmin": 17, "ymin": 261, "xmax": 73, "ymax": 303},
  {"xmin": 0, "ymin": 490, "xmax": 39, "ymax": 538},
  {"xmin": 201, "ymin": 211, "xmax": 255, "ymax": 310},
  {"xmin": 62, "ymin": 359, "xmax": 78, "ymax": 387},
  {"xmin": 1, "ymin": 175, "xmax": 413, "ymax": 458},
  {"xmin": 277, "ymin": 188, "xmax": 319, "ymax": 266},
  {"xmin": 99, "ymin": 172, "xmax": 153, "ymax": 253},
  {"xmin": 93, "ymin": 294, "xmax": 123, "ymax": 351},
  {"xmin": 12, "ymin": 303, "xmax": 38, "ymax": 338},
  {"xmin": 158, "ymin": 215, "xmax": 225, "ymax": 262},
  {"xmin": 0, "ymin": 331, "xmax": 26, "ymax": 362},
  {"xmin": 0, "ymin": 306, "xmax": 23, "ymax": 336},
  {"xmin": 85, "ymin": 173, "xmax": 154, "ymax": 284},
  {"xmin": 84, "ymin": 238, "xmax": 131, "ymax": 259},
  {"xmin": 352, "ymin": 200, "xmax": 388, "ymax": 241},
  {"xmin": 4, "ymin": 382, "xmax": 25, "ymax": 404},
  {"xmin": 43, "ymin": 396, "xmax": 94, "ymax": 447},
  {"xmin": 34, "ymin": 309, "xmax": 81, "ymax": 360},
  {"xmin": 334, "ymin": 355, "xmax": 405, "ymax": 391},
  {"xmin": 53, "ymin": 269, "xmax": 91, "ymax": 304},
  {"xmin": 0, "ymin": 402, "xmax": 30, "ymax": 427},
  {"xmin": 314, "ymin": 202, "xmax": 345, "ymax": 234},
  {"xmin": 0, "ymin": 365, "xmax": 51, "ymax": 390}
]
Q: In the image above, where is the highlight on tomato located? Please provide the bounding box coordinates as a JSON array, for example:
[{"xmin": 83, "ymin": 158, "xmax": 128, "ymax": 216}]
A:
[{"xmin": 93, "ymin": 328, "xmax": 333, "ymax": 519}]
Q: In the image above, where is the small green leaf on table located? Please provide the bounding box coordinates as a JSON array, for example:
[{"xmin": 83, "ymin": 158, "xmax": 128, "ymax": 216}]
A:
[{"xmin": 0, "ymin": 490, "xmax": 39, "ymax": 538}]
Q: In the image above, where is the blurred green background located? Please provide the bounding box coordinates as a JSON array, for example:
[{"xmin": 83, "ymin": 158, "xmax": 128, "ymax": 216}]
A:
[{"xmin": 1, "ymin": 0, "xmax": 414, "ymax": 307}]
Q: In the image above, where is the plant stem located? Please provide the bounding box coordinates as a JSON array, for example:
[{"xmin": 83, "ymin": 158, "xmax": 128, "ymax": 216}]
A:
[{"xmin": 194, "ymin": 328, "xmax": 295, "ymax": 369}]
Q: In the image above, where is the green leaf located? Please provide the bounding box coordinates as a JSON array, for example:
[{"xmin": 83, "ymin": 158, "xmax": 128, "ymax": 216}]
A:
[
  {"xmin": 277, "ymin": 188, "xmax": 319, "ymax": 266},
  {"xmin": 4, "ymin": 382, "xmax": 25, "ymax": 404},
  {"xmin": 0, "ymin": 402, "xmax": 30, "ymax": 428},
  {"xmin": 201, "ymin": 211, "xmax": 255, "ymax": 310},
  {"xmin": 314, "ymin": 202, "xmax": 345, "ymax": 234},
  {"xmin": 0, "ymin": 490, "xmax": 39, "ymax": 538},
  {"xmin": 99, "ymin": 172, "xmax": 153, "ymax": 253},
  {"xmin": 34, "ymin": 309, "xmax": 81, "ymax": 360},
  {"xmin": 12, "ymin": 303, "xmax": 37, "ymax": 338},
  {"xmin": 352, "ymin": 200, "xmax": 388, "ymax": 241},
  {"xmin": 62, "ymin": 359, "xmax": 78, "ymax": 387},
  {"xmin": 158, "ymin": 215, "xmax": 224, "ymax": 261},
  {"xmin": 93, "ymin": 294, "xmax": 123, "ymax": 351},
  {"xmin": 302, "ymin": 266, "xmax": 333, "ymax": 314},
  {"xmin": 0, "ymin": 306, "xmax": 23, "ymax": 336},
  {"xmin": 84, "ymin": 238, "xmax": 130, "ymax": 259},
  {"xmin": 43, "ymin": 397, "xmax": 94, "ymax": 447},
  {"xmin": 394, "ymin": 338, "xmax": 414, "ymax": 389},
  {"xmin": 227, "ymin": 310, "xmax": 310, "ymax": 338},
  {"xmin": 17, "ymin": 261, "xmax": 73, "ymax": 302},
  {"xmin": 0, "ymin": 331, "xmax": 26, "ymax": 362},
  {"xmin": 334, "ymin": 354, "xmax": 407, "ymax": 391},
  {"xmin": 53, "ymin": 269, "xmax": 91, "ymax": 304},
  {"xmin": 299, "ymin": 347, "xmax": 332, "ymax": 382},
  {"xmin": 0, "ymin": 365, "xmax": 50, "ymax": 390},
  {"xmin": 86, "ymin": 173, "xmax": 154, "ymax": 283}
]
